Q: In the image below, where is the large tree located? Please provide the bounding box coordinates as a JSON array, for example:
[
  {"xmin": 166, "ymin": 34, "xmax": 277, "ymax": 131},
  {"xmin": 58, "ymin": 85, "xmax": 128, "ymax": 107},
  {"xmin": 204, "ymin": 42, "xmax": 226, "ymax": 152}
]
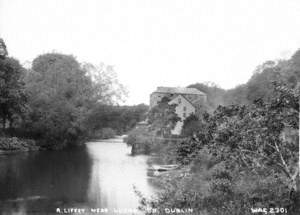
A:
[
  {"xmin": 23, "ymin": 53, "xmax": 96, "ymax": 148},
  {"xmin": 0, "ymin": 40, "xmax": 27, "ymax": 131},
  {"xmin": 82, "ymin": 63, "xmax": 128, "ymax": 104},
  {"xmin": 22, "ymin": 53, "xmax": 128, "ymax": 148}
]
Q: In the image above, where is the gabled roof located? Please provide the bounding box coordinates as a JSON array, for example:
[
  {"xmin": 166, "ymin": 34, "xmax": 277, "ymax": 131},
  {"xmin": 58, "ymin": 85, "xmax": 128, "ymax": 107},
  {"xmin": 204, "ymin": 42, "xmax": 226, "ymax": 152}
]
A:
[
  {"xmin": 168, "ymin": 94, "xmax": 196, "ymax": 108},
  {"xmin": 153, "ymin": 87, "xmax": 205, "ymax": 95}
]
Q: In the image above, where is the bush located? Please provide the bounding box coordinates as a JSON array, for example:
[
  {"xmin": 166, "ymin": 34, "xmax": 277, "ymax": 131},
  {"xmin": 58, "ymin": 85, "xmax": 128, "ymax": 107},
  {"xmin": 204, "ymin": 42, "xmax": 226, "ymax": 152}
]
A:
[
  {"xmin": 125, "ymin": 126, "xmax": 181, "ymax": 158},
  {"xmin": 0, "ymin": 137, "xmax": 39, "ymax": 151},
  {"xmin": 140, "ymin": 147, "xmax": 299, "ymax": 215},
  {"xmin": 181, "ymin": 114, "xmax": 202, "ymax": 137},
  {"xmin": 137, "ymin": 55, "xmax": 299, "ymax": 215},
  {"xmin": 93, "ymin": 127, "xmax": 116, "ymax": 139},
  {"xmin": 125, "ymin": 127, "xmax": 158, "ymax": 155}
]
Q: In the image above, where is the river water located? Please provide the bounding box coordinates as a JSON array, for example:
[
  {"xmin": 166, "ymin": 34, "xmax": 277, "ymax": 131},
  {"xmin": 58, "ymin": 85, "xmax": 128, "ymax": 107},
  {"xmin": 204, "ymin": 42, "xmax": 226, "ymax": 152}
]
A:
[{"xmin": 0, "ymin": 137, "xmax": 156, "ymax": 215}]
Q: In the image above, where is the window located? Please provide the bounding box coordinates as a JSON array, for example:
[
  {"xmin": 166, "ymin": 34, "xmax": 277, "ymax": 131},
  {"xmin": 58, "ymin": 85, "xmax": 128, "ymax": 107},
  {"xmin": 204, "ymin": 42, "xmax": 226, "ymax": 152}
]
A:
[
  {"xmin": 183, "ymin": 106, "xmax": 187, "ymax": 111},
  {"xmin": 178, "ymin": 98, "xmax": 181, "ymax": 104},
  {"xmin": 183, "ymin": 113, "xmax": 186, "ymax": 118}
]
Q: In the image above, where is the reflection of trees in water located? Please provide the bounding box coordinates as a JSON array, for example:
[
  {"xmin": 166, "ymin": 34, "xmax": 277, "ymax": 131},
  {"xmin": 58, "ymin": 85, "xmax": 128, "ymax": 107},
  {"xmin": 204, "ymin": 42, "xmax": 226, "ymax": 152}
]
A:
[
  {"xmin": 86, "ymin": 141, "xmax": 154, "ymax": 211},
  {"xmin": 0, "ymin": 146, "xmax": 92, "ymax": 213}
]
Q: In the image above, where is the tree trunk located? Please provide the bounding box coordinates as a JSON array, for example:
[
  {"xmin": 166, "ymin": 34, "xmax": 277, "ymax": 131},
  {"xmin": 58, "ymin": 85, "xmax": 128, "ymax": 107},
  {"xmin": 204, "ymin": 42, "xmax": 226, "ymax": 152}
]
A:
[
  {"xmin": 9, "ymin": 119, "xmax": 13, "ymax": 129},
  {"xmin": 2, "ymin": 116, "xmax": 6, "ymax": 133},
  {"xmin": 291, "ymin": 168, "xmax": 299, "ymax": 192}
]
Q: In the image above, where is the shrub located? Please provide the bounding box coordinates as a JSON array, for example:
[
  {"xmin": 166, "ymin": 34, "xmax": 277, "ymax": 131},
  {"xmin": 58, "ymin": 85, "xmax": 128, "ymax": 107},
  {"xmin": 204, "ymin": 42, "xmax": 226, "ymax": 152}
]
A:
[
  {"xmin": 94, "ymin": 127, "xmax": 116, "ymax": 139},
  {"xmin": 0, "ymin": 137, "xmax": 39, "ymax": 151}
]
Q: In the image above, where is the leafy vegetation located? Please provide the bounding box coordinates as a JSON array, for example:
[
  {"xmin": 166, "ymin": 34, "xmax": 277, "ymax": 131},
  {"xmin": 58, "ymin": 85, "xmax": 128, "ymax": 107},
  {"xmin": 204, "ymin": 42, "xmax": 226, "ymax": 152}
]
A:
[
  {"xmin": 0, "ymin": 56, "xmax": 27, "ymax": 131},
  {"xmin": 0, "ymin": 39, "xmax": 148, "ymax": 150},
  {"xmin": 1, "ymin": 36, "xmax": 299, "ymax": 213},
  {"xmin": 140, "ymin": 83, "xmax": 299, "ymax": 215},
  {"xmin": 85, "ymin": 103, "xmax": 148, "ymax": 136},
  {"xmin": 147, "ymin": 97, "xmax": 180, "ymax": 137},
  {"xmin": 125, "ymin": 97, "xmax": 181, "ymax": 156},
  {"xmin": 135, "ymin": 51, "xmax": 299, "ymax": 215},
  {"xmin": 0, "ymin": 137, "xmax": 38, "ymax": 151},
  {"xmin": 187, "ymin": 82, "xmax": 226, "ymax": 111}
]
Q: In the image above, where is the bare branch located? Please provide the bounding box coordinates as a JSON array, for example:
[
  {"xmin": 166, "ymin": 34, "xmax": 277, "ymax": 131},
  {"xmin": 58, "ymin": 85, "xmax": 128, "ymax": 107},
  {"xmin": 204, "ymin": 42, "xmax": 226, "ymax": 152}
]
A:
[{"xmin": 274, "ymin": 141, "xmax": 293, "ymax": 179}]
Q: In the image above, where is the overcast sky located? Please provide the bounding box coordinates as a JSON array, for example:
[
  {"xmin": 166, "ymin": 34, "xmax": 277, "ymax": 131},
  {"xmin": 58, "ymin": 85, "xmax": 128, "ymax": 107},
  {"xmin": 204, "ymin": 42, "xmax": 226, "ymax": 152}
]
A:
[{"xmin": 1, "ymin": 0, "xmax": 300, "ymax": 104}]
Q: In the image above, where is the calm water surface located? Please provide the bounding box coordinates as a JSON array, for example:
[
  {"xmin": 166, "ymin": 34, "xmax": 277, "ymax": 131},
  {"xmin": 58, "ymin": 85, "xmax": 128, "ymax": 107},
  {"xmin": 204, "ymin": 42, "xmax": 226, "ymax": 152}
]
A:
[{"xmin": 0, "ymin": 137, "xmax": 156, "ymax": 214}]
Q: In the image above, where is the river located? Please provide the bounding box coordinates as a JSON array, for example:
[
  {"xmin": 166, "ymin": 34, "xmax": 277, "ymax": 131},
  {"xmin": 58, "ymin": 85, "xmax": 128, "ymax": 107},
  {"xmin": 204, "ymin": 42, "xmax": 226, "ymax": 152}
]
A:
[{"xmin": 0, "ymin": 137, "xmax": 156, "ymax": 215}]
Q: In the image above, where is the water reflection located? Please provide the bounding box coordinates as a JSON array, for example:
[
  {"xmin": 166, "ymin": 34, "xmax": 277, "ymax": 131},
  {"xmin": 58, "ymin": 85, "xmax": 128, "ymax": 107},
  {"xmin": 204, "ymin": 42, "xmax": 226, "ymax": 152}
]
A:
[
  {"xmin": 0, "ymin": 137, "xmax": 155, "ymax": 214},
  {"xmin": 86, "ymin": 138, "xmax": 154, "ymax": 210},
  {"xmin": 0, "ymin": 146, "xmax": 92, "ymax": 214}
]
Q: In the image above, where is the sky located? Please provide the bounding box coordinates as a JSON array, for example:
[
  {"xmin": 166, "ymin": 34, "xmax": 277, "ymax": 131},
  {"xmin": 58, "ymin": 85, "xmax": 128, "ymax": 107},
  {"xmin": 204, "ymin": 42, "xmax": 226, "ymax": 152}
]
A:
[{"xmin": 1, "ymin": 0, "xmax": 300, "ymax": 105}]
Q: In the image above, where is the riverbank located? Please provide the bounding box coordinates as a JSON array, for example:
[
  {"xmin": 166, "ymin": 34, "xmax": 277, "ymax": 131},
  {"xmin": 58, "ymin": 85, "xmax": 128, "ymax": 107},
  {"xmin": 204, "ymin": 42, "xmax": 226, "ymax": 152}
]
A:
[
  {"xmin": 0, "ymin": 136, "xmax": 156, "ymax": 214},
  {"xmin": 0, "ymin": 137, "xmax": 40, "ymax": 154},
  {"xmin": 124, "ymin": 129, "xmax": 182, "ymax": 167},
  {"xmin": 0, "ymin": 132, "xmax": 121, "ymax": 155}
]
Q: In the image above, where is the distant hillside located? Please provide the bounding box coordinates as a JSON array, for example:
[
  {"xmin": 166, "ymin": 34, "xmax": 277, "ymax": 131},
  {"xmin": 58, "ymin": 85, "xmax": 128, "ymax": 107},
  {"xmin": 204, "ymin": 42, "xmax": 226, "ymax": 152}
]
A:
[
  {"xmin": 188, "ymin": 49, "xmax": 300, "ymax": 110},
  {"xmin": 187, "ymin": 82, "xmax": 226, "ymax": 111}
]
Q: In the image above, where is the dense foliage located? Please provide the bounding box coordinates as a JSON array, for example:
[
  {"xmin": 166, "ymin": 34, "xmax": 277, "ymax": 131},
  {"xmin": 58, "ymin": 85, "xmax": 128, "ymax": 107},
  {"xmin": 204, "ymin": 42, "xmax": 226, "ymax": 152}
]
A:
[
  {"xmin": 19, "ymin": 53, "xmax": 96, "ymax": 148},
  {"xmin": 141, "ymin": 83, "xmax": 299, "ymax": 215},
  {"xmin": 187, "ymin": 82, "xmax": 226, "ymax": 111},
  {"xmin": 0, "ymin": 57, "xmax": 27, "ymax": 131},
  {"xmin": 136, "ymin": 52, "xmax": 299, "ymax": 215},
  {"xmin": 85, "ymin": 103, "xmax": 148, "ymax": 137},
  {"xmin": 125, "ymin": 97, "xmax": 181, "ymax": 156},
  {"xmin": 189, "ymin": 50, "xmax": 300, "ymax": 108},
  {"xmin": 224, "ymin": 52, "xmax": 300, "ymax": 105},
  {"xmin": 0, "ymin": 39, "xmax": 147, "ymax": 149},
  {"xmin": 181, "ymin": 113, "xmax": 204, "ymax": 137},
  {"xmin": 147, "ymin": 97, "xmax": 180, "ymax": 137}
]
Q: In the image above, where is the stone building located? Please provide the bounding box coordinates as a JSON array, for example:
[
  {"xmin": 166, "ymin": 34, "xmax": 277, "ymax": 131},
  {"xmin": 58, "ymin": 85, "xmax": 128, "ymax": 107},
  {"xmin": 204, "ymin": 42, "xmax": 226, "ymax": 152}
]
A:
[{"xmin": 150, "ymin": 87, "xmax": 206, "ymax": 135}]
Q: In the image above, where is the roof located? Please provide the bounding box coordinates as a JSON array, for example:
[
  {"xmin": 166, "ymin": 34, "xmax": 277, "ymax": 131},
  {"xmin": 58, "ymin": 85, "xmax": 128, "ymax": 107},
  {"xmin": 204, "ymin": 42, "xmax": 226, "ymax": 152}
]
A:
[
  {"xmin": 153, "ymin": 87, "xmax": 206, "ymax": 95},
  {"xmin": 168, "ymin": 94, "xmax": 196, "ymax": 108}
]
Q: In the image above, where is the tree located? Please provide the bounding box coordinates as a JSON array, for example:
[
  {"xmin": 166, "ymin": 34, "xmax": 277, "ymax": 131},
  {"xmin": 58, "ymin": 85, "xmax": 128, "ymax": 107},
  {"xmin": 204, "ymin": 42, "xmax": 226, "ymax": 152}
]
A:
[
  {"xmin": 22, "ymin": 53, "xmax": 96, "ymax": 148},
  {"xmin": 148, "ymin": 97, "xmax": 180, "ymax": 137},
  {"xmin": 208, "ymin": 83, "xmax": 299, "ymax": 193},
  {"xmin": 0, "ymin": 38, "xmax": 8, "ymax": 58},
  {"xmin": 21, "ymin": 53, "xmax": 130, "ymax": 148},
  {"xmin": 82, "ymin": 63, "xmax": 128, "ymax": 104},
  {"xmin": 84, "ymin": 103, "xmax": 149, "ymax": 136},
  {"xmin": 188, "ymin": 82, "xmax": 226, "ymax": 110},
  {"xmin": 159, "ymin": 83, "xmax": 299, "ymax": 214},
  {"xmin": 181, "ymin": 114, "xmax": 201, "ymax": 137},
  {"xmin": 140, "ymin": 49, "xmax": 300, "ymax": 215},
  {"xmin": 224, "ymin": 51, "xmax": 300, "ymax": 106},
  {"xmin": 0, "ymin": 55, "xmax": 27, "ymax": 131}
]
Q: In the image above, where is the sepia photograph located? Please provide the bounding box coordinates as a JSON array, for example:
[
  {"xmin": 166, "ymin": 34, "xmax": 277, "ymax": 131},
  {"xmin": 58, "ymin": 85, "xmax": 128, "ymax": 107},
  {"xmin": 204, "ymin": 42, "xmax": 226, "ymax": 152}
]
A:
[{"xmin": 0, "ymin": 0, "xmax": 299, "ymax": 214}]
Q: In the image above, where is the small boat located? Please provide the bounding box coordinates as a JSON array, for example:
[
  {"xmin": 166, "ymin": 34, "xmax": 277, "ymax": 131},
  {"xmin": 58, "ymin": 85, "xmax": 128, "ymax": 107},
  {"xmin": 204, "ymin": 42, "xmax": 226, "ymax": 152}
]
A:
[{"xmin": 149, "ymin": 164, "xmax": 179, "ymax": 172}]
